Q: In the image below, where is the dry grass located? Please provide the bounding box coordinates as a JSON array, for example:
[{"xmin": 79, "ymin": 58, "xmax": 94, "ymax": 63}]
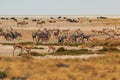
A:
[
  {"xmin": 0, "ymin": 53, "xmax": 120, "ymax": 80},
  {"xmin": 1, "ymin": 39, "xmax": 120, "ymax": 47},
  {"xmin": 81, "ymin": 39, "xmax": 120, "ymax": 48}
]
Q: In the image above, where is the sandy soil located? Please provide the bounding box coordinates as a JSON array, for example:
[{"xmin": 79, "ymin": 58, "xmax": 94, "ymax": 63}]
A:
[
  {"xmin": 34, "ymin": 54, "xmax": 104, "ymax": 59},
  {"xmin": 0, "ymin": 44, "xmax": 105, "ymax": 59}
]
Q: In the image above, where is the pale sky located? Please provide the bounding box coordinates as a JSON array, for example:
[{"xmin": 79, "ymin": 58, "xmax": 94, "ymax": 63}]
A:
[{"xmin": 0, "ymin": 0, "xmax": 119, "ymax": 15}]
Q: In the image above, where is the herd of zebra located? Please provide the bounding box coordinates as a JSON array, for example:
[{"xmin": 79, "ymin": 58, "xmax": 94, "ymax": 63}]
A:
[
  {"xmin": 32, "ymin": 28, "xmax": 95, "ymax": 44},
  {"xmin": 32, "ymin": 27, "xmax": 120, "ymax": 44},
  {"xmin": 0, "ymin": 26, "xmax": 120, "ymax": 44},
  {"xmin": 0, "ymin": 28, "xmax": 22, "ymax": 41}
]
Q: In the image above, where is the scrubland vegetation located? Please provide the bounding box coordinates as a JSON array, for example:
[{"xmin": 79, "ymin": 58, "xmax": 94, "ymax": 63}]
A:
[
  {"xmin": 0, "ymin": 39, "xmax": 120, "ymax": 80},
  {"xmin": 0, "ymin": 52, "xmax": 120, "ymax": 80}
]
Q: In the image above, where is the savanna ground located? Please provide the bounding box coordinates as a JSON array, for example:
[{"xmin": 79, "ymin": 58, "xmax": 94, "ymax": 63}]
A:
[{"xmin": 0, "ymin": 16, "xmax": 120, "ymax": 80}]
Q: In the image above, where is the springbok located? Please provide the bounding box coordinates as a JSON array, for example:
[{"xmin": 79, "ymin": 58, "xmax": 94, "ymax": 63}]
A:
[
  {"xmin": 17, "ymin": 21, "xmax": 28, "ymax": 27},
  {"xmin": 105, "ymin": 35, "xmax": 115, "ymax": 40},
  {"xmin": 48, "ymin": 45, "xmax": 56, "ymax": 54},
  {"xmin": 36, "ymin": 21, "xmax": 45, "ymax": 27},
  {"xmin": 88, "ymin": 37, "xmax": 97, "ymax": 42},
  {"xmin": 13, "ymin": 43, "xmax": 34, "ymax": 56}
]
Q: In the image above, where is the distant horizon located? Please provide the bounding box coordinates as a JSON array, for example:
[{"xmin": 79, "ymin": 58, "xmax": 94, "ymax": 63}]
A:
[
  {"xmin": 0, "ymin": 14, "xmax": 120, "ymax": 16},
  {"xmin": 1, "ymin": 15, "xmax": 120, "ymax": 18}
]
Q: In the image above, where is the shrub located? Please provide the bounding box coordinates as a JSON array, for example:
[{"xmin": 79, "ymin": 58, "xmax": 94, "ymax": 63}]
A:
[
  {"xmin": 90, "ymin": 40, "xmax": 120, "ymax": 47},
  {"xmin": 10, "ymin": 76, "xmax": 26, "ymax": 80},
  {"xmin": 111, "ymin": 77, "xmax": 118, "ymax": 80},
  {"xmin": 18, "ymin": 52, "xmax": 44, "ymax": 56},
  {"xmin": 56, "ymin": 47, "xmax": 66, "ymax": 52},
  {"xmin": 98, "ymin": 47, "xmax": 120, "ymax": 52},
  {"xmin": 19, "ymin": 42, "xmax": 33, "ymax": 45},
  {"xmin": 100, "ymin": 73, "xmax": 107, "ymax": 78},
  {"xmin": 35, "ymin": 42, "xmax": 61, "ymax": 46},
  {"xmin": 0, "ymin": 71, "xmax": 7, "ymax": 79},
  {"xmin": 69, "ymin": 43, "xmax": 81, "ymax": 46},
  {"xmin": 55, "ymin": 49, "xmax": 94, "ymax": 55},
  {"xmin": 33, "ymin": 47, "xmax": 44, "ymax": 49},
  {"xmin": 56, "ymin": 63, "xmax": 69, "ymax": 68}
]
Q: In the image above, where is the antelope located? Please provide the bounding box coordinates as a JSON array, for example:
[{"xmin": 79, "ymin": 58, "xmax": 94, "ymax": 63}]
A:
[
  {"xmin": 113, "ymin": 32, "xmax": 120, "ymax": 38},
  {"xmin": 63, "ymin": 36, "xmax": 74, "ymax": 45},
  {"xmin": 48, "ymin": 45, "xmax": 56, "ymax": 54},
  {"xmin": 36, "ymin": 21, "xmax": 45, "ymax": 27},
  {"xmin": 88, "ymin": 37, "xmax": 97, "ymax": 42},
  {"xmin": 105, "ymin": 35, "xmax": 115, "ymax": 40},
  {"xmin": 13, "ymin": 43, "xmax": 34, "ymax": 56},
  {"xmin": 17, "ymin": 21, "xmax": 28, "ymax": 27},
  {"xmin": 91, "ymin": 29, "xmax": 97, "ymax": 34},
  {"xmin": 97, "ymin": 30, "xmax": 103, "ymax": 35},
  {"xmin": 76, "ymin": 37, "xmax": 83, "ymax": 43}
]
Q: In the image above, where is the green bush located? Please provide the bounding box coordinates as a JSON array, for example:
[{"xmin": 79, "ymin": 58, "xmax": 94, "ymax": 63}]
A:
[
  {"xmin": 98, "ymin": 47, "xmax": 120, "ymax": 52},
  {"xmin": 69, "ymin": 43, "xmax": 81, "ymax": 46},
  {"xmin": 1, "ymin": 43, "xmax": 14, "ymax": 45},
  {"xmin": 35, "ymin": 42, "xmax": 61, "ymax": 46},
  {"xmin": 55, "ymin": 49, "xmax": 94, "ymax": 55},
  {"xmin": 56, "ymin": 47, "xmax": 66, "ymax": 52},
  {"xmin": 90, "ymin": 40, "xmax": 120, "ymax": 47},
  {"xmin": 18, "ymin": 52, "xmax": 44, "ymax": 57},
  {"xmin": 0, "ymin": 71, "xmax": 7, "ymax": 79},
  {"xmin": 10, "ymin": 76, "xmax": 26, "ymax": 80},
  {"xmin": 19, "ymin": 42, "xmax": 33, "ymax": 45},
  {"xmin": 33, "ymin": 47, "xmax": 44, "ymax": 49}
]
